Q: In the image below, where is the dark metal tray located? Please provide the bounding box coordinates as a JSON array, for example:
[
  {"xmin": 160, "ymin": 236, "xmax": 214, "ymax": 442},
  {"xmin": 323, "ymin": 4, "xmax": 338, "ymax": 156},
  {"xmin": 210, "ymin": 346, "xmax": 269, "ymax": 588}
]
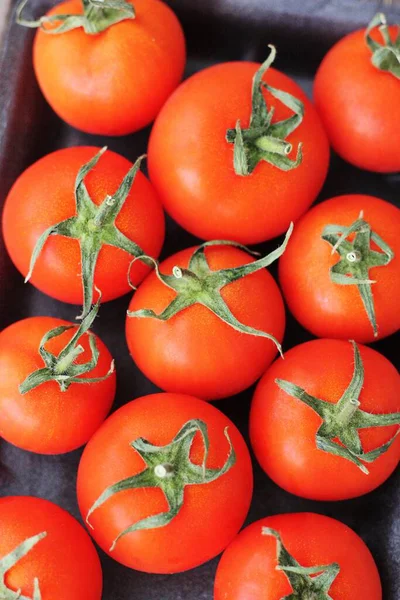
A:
[{"xmin": 0, "ymin": 1, "xmax": 399, "ymax": 599}]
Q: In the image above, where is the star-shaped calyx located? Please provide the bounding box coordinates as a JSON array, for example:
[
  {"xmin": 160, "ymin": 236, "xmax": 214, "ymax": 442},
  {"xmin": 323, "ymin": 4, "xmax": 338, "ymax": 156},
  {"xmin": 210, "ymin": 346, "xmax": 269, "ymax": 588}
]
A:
[
  {"xmin": 262, "ymin": 528, "xmax": 340, "ymax": 600},
  {"xmin": 321, "ymin": 210, "xmax": 394, "ymax": 337},
  {"xmin": 128, "ymin": 224, "xmax": 293, "ymax": 356},
  {"xmin": 25, "ymin": 147, "xmax": 147, "ymax": 320},
  {"xmin": 17, "ymin": 0, "xmax": 135, "ymax": 35},
  {"xmin": 365, "ymin": 13, "xmax": 400, "ymax": 80},
  {"xmin": 276, "ymin": 341, "xmax": 400, "ymax": 473},
  {"xmin": 0, "ymin": 532, "xmax": 47, "ymax": 600},
  {"xmin": 19, "ymin": 294, "xmax": 114, "ymax": 394},
  {"xmin": 225, "ymin": 45, "xmax": 304, "ymax": 176},
  {"xmin": 86, "ymin": 419, "xmax": 235, "ymax": 551}
]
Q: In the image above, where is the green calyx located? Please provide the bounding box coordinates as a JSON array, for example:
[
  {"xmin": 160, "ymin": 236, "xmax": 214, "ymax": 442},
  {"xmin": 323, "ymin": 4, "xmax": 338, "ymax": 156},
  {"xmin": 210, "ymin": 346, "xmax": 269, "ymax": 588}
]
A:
[
  {"xmin": 322, "ymin": 211, "xmax": 394, "ymax": 338},
  {"xmin": 0, "ymin": 532, "xmax": 47, "ymax": 600},
  {"xmin": 276, "ymin": 341, "xmax": 400, "ymax": 474},
  {"xmin": 16, "ymin": 0, "xmax": 135, "ymax": 35},
  {"xmin": 26, "ymin": 147, "xmax": 147, "ymax": 320},
  {"xmin": 365, "ymin": 13, "xmax": 400, "ymax": 79},
  {"xmin": 19, "ymin": 296, "xmax": 114, "ymax": 394},
  {"xmin": 226, "ymin": 45, "xmax": 304, "ymax": 176},
  {"xmin": 86, "ymin": 419, "xmax": 236, "ymax": 550},
  {"xmin": 127, "ymin": 224, "xmax": 293, "ymax": 356},
  {"xmin": 262, "ymin": 528, "xmax": 340, "ymax": 600}
]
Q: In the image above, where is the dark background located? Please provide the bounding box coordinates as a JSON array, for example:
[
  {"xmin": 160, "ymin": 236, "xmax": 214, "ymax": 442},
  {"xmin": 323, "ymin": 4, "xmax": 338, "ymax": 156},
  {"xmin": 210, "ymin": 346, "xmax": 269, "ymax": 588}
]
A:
[{"xmin": 0, "ymin": 1, "xmax": 399, "ymax": 598}]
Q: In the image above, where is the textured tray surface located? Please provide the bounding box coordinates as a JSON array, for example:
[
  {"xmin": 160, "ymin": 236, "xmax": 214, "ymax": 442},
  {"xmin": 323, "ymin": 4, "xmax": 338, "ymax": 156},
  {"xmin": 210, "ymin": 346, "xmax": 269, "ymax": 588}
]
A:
[{"xmin": 0, "ymin": 2, "xmax": 399, "ymax": 599}]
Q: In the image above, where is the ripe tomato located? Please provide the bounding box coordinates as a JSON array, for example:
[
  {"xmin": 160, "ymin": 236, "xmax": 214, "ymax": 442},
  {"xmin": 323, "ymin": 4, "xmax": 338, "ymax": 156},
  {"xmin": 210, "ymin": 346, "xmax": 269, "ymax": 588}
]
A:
[
  {"xmin": 20, "ymin": 0, "xmax": 186, "ymax": 135},
  {"xmin": 314, "ymin": 15, "xmax": 400, "ymax": 172},
  {"xmin": 250, "ymin": 339, "xmax": 400, "ymax": 501},
  {"xmin": 2, "ymin": 146, "xmax": 165, "ymax": 313},
  {"xmin": 148, "ymin": 50, "xmax": 329, "ymax": 244},
  {"xmin": 126, "ymin": 242, "xmax": 286, "ymax": 400},
  {"xmin": 0, "ymin": 309, "xmax": 116, "ymax": 454},
  {"xmin": 214, "ymin": 513, "xmax": 382, "ymax": 600},
  {"xmin": 77, "ymin": 393, "xmax": 253, "ymax": 573},
  {"xmin": 279, "ymin": 194, "xmax": 400, "ymax": 343},
  {"xmin": 0, "ymin": 495, "xmax": 102, "ymax": 599}
]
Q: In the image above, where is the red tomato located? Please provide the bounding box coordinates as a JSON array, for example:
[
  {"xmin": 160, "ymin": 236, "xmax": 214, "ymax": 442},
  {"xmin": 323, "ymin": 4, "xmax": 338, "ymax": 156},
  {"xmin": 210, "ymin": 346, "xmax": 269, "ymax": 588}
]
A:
[
  {"xmin": 279, "ymin": 194, "xmax": 400, "ymax": 343},
  {"xmin": 214, "ymin": 513, "xmax": 382, "ymax": 600},
  {"xmin": 29, "ymin": 0, "xmax": 186, "ymax": 135},
  {"xmin": 148, "ymin": 57, "xmax": 329, "ymax": 244},
  {"xmin": 2, "ymin": 146, "xmax": 165, "ymax": 308},
  {"xmin": 126, "ymin": 244, "xmax": 285, "ymax": 400},
  {"xmin": 0, "ymin": 314, "xmax": 116, "ymax": 454},
  {"xmin": 77, "ymin": 393, "xmax": 253, "ymax": 573},
  {"xmin": 0, "ymin": 496, "xmax": 102, "ymax": 599},
  {"xmin": 250, "ymin": 339, "xmax": 400, "ymax": 501},
  {"xmin": 314, "ymin": 20, "xmax": 400, "ymax": 172}
]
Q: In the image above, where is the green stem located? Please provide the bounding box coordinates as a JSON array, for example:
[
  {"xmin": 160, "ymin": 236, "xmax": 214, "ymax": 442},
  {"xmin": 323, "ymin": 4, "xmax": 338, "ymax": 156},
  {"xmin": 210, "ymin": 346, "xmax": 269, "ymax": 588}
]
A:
[
  {"xmin": 262, "ymin": 528, "xmax": 340, "ymax": 599},
  {"xmin": 19, "ymin": 297, "xmax": 114, "ymax": 394},
  {"xmin": 25, "ymin": 148, "xmax": 148, "ymax": 320},
  {"xmin": 322, "ymin": 212, "xmax": 394, "ymax": 338},
  {"xmin": 0, "ymin": 532, "xmax": 47, "ymax": 600},
  {"xmin": 16, "ymin": 0, "xmax": 135, "ymax": 35},
  {"xmin": 226, "ymin": 45, "xmax": 304, "ymax": 175},
  {"xmin": 128, "ymin": 224, "xmax": 293, "ymax": 355},
  {"xmin": 255, "ymin": 135, "xmax": 292, "ymax": 156},
  {"xmin": 86, "ymin": 419, "xmax": 236, "ymax": 551},
  {"xmin": 365, "ymin": 13, "xmax": 400, "ymax": 79},
  {"xmin": 275, "ymin": 340, "xmax": 400, "ymax": 473}
]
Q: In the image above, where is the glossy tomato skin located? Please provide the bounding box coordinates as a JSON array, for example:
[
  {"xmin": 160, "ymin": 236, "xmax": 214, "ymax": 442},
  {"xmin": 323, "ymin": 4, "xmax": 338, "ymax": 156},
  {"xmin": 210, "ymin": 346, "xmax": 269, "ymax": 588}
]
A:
[
  {"xmin": 2, "ymin": 146, "xmax": 165, "ymax": 306},
  {"xmin": 126, "ymin": 245, "xmax": 285, "ymax": 400},
  {"xmin": 33, "ymin": 0, "xmax": 186, "ymax": 135},
  {"xmin": 148, "ymin": 61, "xmax": 329, "ymax": 244},
  {"xmin": 77, "ymin": 393, "xmax": 253, "ymax": 573},
  {"xmin": 0, "ymin": 496, "xmax": 102, "ymax": 599},
  {"xmin": 250, "ymin": 339, "xmax": 400, "ymax": 501},
  {"xmin": 314, "ymin": 26, "xmax": 400, "ymax": 172},
  {"xmin": 214, "ymin": 513, "xmax": 382, "ymax": 600},
  {"xmin": 279, "ymin": 194, "xmax": 400, "ymax": 343},
  {"xmin": 0, "ymin": 316, "xmax": 116, "ymax": 454}
]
